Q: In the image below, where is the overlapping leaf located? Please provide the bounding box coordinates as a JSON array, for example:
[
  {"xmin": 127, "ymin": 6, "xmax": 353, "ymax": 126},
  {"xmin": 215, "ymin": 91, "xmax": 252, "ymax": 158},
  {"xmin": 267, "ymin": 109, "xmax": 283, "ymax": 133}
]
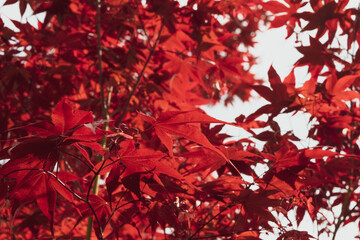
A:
[{"xmin": 140, "ymin": 110, "xmax": 234, "ymax": 161}]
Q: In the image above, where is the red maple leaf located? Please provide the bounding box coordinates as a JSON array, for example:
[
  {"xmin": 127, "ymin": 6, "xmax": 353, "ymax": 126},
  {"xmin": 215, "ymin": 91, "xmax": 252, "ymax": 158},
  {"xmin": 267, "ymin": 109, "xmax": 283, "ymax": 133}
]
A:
[{"xmin": 248, "ymin": 66, "xmax": 299, "ymax": 121}]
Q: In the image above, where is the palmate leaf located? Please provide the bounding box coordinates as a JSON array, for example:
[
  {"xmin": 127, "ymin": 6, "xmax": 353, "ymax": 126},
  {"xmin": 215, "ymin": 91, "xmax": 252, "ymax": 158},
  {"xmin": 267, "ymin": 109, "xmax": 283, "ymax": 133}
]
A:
[
  {"xmin": 118, "ymin": 140, "xmax": 184, "ymax": 182},
  {"xmin": 98, "ymin": 139, "xmax": 186, "ymax": 199},
  {"xmin": 18, "ymin": 99, "xmax": 104, "ymax": 168},
  {"xmin": 249, "ymin": 66, "xmax": 299, "ymax": 121},
  {"xmin": 298, "ymin": 0, "xmax": 355, "ymax": 44},
  {"xmin": 263, "ymin": 0, "xmax": 304, "ymax": 36},
  {"xmin": 138, "ymin": 110, "xmax": 255, "ymax": 179},
  {"xmin": 51, "ymin": 98, "xmax": 94, "ymax": 135},
  {"xmin": 0, "ymin": 159, "xmax": 78, "ymax": 224},
  {"xmin": 140, "ymin": 110, "xmax": 234, "ymax": 160},
  {"xmin": 23, "ymin": 98, "xmax": 96, "ymax": 137},
  {"xmin": 77, "ymin": 194, "xmax": 111, "ymax": 218},
  {"xmin": 181, "ymin": 145, "xmax": 259, "ymax": 177},
  {"xmin": 277, "ymin": 230, "xmax": 316, "ymax": 240},
  {"xmin": 325, "ymin": 74, "xmax": 360, "ymax": 100}
]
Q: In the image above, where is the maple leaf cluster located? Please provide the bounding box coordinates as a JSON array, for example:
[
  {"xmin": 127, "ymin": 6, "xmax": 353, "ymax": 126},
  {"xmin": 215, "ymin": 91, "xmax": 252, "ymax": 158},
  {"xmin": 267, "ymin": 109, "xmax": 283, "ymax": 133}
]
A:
[{"xmin": 1, "ymin": 0, "xmax": 360, "ymax": 239}]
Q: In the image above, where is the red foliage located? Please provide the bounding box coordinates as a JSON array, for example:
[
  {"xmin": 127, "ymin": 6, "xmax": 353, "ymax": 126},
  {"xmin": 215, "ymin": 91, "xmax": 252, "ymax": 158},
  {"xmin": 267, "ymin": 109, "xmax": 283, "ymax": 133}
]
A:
[{"xmin": 1, "ymin": 0, "xmax": 360, "ymax": 239}]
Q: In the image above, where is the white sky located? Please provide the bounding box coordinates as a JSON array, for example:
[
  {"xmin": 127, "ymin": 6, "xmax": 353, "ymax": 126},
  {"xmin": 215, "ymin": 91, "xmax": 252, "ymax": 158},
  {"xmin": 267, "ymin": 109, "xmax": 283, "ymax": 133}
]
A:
[{"xmin": 1, "ymin": 0, "xmax": 359, "ymax": 239}]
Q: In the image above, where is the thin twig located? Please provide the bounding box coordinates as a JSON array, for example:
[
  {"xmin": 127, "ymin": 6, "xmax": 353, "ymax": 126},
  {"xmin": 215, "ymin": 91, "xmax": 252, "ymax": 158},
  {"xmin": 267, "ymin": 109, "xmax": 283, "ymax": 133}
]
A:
[
  {"xmin": 116, "ymin": 22, "xmax": 164, "ymax": 127},
  {"xmin": 188, "ymin": 204, "xmax": 234, "ymax": 239}
]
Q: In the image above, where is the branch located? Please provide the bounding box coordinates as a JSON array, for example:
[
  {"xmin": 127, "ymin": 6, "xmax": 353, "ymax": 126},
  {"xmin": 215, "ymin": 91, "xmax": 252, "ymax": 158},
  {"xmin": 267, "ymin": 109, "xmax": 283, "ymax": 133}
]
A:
[
  {"xmin": 351, "ymin": 3, "xmax": 360, "ymax": 61},
  {"xmin": 86, "ymin": 0, "xmax": 108, "ymax": 239},
  {"xmin": 332, "ymin": 46, "xmax": 359, "ymax": 239},
  {"xmin": 188, "ymin": 203, "xmax": 235, "ymax": 239},
  {"xmin": 59, "ymin": 149, "xmax": 96, "ymax": 174},
  {"xmin": 191, "ymin": 230, "xmax": 262, "ymax": 239},
  {"xmin": 116, "ymin": 22, "xmax": 164, "ymax": 127}
]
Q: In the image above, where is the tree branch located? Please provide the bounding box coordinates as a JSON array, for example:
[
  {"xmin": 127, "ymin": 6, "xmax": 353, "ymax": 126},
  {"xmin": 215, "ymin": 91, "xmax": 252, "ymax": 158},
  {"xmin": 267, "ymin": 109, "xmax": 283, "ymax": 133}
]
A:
[
  {"xmin": 116, "ymin": 22, "xmax": 164, "ymax": 127},
  {"xmin": 86, "ymin": 0, "xmax": 108, "ymax": 239},
  {"xmin": 188, "ymin": 203, "xmax": 235, "ymax": 239}
]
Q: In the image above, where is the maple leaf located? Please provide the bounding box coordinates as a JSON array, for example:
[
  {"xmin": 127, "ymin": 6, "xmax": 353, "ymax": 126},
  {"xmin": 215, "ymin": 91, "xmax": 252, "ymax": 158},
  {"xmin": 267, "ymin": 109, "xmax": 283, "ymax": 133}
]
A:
[
  {"xmin": 325, "ymin": 74, "xmax": 360, "ymax": 101},
  {"xmin": 147, "ymin": 0, "xmax": 179, "ymax": 33},
  {"xmin": 161, "ymin": 27, "xmax": 195, "ymax": 53},
  {"xmin": 94, "ymin": 139, "xmax": 186, "ymax": 199},
  {"xmin": 182, "ymin": 145, "xmax": 259, "ymax": 177},
  {"xmin": 277, "ymin": 230, "xmax": 316, "ymax": 240},
  {"xmin": 147, "ymin": 201, "xmax": 179, "ymax": 233},
  {"xmin": 140, "ymin": 110, "xmax": 235, "ymax": 158},
  {"xmin": 180, "ymin": 147, "xmax": 226, "ymax": 175},
  {"xmin": 0, "ymin": 157, "xmax": 79, "ymax": 222},
  {"xmin": 2, "ymin": 169, "xmax": 57, "ymax": 235},
  {"xmin": 20, "ymin": 99, "xmax": 104, "ymax": 168},
  {"xmin": 263, "ymin": 0, "xmax": 305, "ymax": 37},
  {"xmin": 117, "ymin": 140, "xmax": 183, "ymax": 182},
  {"xmin": 33, "ymin": 0, "xmax": 71, "ymax": 27},
  {"xmin": 234, "ymin": 189, "xmax": 281, "ymax": 224},
  {"xmin": 199, "ymin": 175, "xmax": 247, "ymax": 201},
  {"xmin": 300, "ymin": 1, "xmax": 338, "ymax": 34},
  {"xmin": 77, "ymin": 194, "xmax": 111, "ymax": 229},
  {"xmin": 295, "ymin": 37, "xmax": 346, "ymax": 75},
  {"xmin": 24, "ymin": 98, "xmax": 95, "ymax": 137},
  {"xmin": 248, "ymin": 66, "xmax": 299, "ymax": 121},
  {"xmin": 298, "ymin": 0, "xmax": 355, "ymax": 43},
  {"xmin": 51, "ymin": 98, "xmax": 94, "ymax": 135},
  {"xmin": 163, "ymin": 55, "xmax": 206, "ymax": 90}
]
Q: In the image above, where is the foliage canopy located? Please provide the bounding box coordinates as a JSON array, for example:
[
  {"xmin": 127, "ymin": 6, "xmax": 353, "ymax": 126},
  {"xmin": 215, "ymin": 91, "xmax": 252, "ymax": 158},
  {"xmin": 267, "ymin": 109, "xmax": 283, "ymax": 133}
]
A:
[{"xmin": 0, "ymin": 0, "xmax": 360, "ymax": 239}]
